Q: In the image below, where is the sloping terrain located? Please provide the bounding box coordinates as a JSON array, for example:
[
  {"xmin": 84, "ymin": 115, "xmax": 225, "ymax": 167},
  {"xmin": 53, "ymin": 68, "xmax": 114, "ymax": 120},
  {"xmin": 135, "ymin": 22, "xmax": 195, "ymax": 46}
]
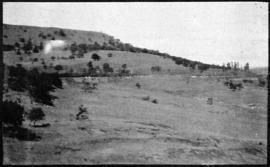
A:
[
  {"xmin": 2, "ymin": 23, "xmax": 267, "ymax": 164},
  {"xmin": 3, "ymin": 75, "xmax": 267, "ymax": 164},
  {"xmin": 3, "ymin": 23, "xmax": 189, "ymax": 75},
  {"xmin": 3, "ymin": 49, "xmax": 188, "ymax": 75},
  {"xmin": 3, "ymin": 24, "xmax": 116, "ymax": 45}
]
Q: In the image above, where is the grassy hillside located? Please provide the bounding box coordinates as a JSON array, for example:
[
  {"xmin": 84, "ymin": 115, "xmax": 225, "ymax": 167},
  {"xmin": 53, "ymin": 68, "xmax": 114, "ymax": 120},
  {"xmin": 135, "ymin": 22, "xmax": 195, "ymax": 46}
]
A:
[
  {"xmin": 3, "ymin": 23, "xmax": 226, "ymax": 73},
  {"xmin": 3, "ymin": 74, "xmax": 267, "ymax": 164},
  {"xmin": 3, "ymin": 23, "xmax": 261, "ymax": 78},
  {"xmin": 3, "ymin": 24, "xmax": 267, "ymax": 164},
  {"xmin": 3, "ymin": 49, "xmax": 189, "ymax": 76},
  {"xmin": 3, "ymin": 24, "xmax": 117, "ymax": 46}
]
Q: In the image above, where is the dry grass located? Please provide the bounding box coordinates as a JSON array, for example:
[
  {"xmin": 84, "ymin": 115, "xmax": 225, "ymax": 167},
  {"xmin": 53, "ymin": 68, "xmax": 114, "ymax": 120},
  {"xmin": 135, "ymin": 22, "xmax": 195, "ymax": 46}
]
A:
[{"xmin": 3, "ymin": 75, "xmax": 267, "ymax": 164}]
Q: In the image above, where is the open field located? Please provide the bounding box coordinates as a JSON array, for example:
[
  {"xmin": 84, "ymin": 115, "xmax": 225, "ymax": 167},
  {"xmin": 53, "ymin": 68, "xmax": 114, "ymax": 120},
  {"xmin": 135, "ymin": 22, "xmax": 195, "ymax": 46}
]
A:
[
  {"xmin": 3, "ymin": 74, "xmax": 267, "ymax": 164},
  {"xmin": 2, "ymin": 22, "xmax": 268, "ymax": 165}
]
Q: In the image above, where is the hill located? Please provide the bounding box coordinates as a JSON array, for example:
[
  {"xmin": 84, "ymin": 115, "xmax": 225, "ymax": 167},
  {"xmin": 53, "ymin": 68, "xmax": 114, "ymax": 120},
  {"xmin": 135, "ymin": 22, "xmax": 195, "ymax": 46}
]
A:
[
  {"xmin": 3, "ymin": 23, "xmax": 225, "ymax": 73},
  {"xmin": 3, "ymin": 24, "xmax": 117, "ymax": 46},
  {"xmin": 3, "ymin": 24, "xmax": 267, "ymax": 164}
]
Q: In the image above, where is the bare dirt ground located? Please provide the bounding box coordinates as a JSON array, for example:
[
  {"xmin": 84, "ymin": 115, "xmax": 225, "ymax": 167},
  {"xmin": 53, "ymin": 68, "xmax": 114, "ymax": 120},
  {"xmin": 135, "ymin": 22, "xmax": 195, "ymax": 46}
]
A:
[{"xmin": 3, "ymin": 75, "xmax": 267, "ymax": 164}]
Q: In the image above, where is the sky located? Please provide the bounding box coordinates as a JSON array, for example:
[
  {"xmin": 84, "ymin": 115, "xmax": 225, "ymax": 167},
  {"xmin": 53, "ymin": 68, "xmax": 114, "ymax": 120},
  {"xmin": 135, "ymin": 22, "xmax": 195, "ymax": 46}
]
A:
[{"xmin": 3, "ymin": 2, "xmax": 268, "ymax": 67}]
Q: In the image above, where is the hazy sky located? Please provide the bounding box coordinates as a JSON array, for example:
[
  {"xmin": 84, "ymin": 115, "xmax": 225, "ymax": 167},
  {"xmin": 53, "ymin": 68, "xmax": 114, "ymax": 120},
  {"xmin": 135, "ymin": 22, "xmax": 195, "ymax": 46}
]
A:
[{"xmin": 3, "ymin": 2, "xmax": 268, "ymax": 67}]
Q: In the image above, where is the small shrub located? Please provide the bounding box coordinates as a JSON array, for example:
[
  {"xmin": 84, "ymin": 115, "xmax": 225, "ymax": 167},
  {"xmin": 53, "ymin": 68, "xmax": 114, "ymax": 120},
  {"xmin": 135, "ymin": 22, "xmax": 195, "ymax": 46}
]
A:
[
  {"xmin": 119, "ymin": 64, "xmax": 130, "ymax": 76},
  {"xmin": 16, "ymin": 49, "xmax": 22, "ymax": 55},
  {"xmin": 33, "ymin": 58, "xmax": 38, "ymax": 62},
  {"xmin": 69, "ymin": 55, "xmax": 75, "ymax": 59},
  {"xmin": 142, "ymin": 96, "xmax": 150, "ymax": 101},
  {"xmin": 151, "ymin": 66, "xmax": 161, "ymax": 73},
  {"xmin": 33, "ymin": 45, "xmax": 40, "ymax": 53},
  {"xmin": 41, "ymin": 60, "xmax": 46, "ymax": 65},
  {"xmin": 76, "ymin": 52, "xmax": 84, "ymax": 58},
  {"xmin": 23, "ymin": 39, "xmax": 33, "ymax": 55},
  {"xmin": 19, "ymin": 38, "xmax": 25, "ymax": 43},
  {"xmin": 82, "ymin": 79, "xmax": 98, "ymax": 92},
  {"xmin": 107, "ymin": 53, "xmax": 113, "ymax": 57},
  {"xmin": 258, "ymin": 77, "xmax": 266, "ymax": 87},
  {"xmin": 51, "ymin": 56, "xmax": 56, "ymax": 60},
  {"xmin": 135, "ymin": 82, "xmax": 141, "ymax": 89},
  {"xmin": 58, "ymin": 29, "xmax": 66, "ymax": 37},
  {"xmin": 152, "ymin": 99, "xmax": 158, "ymax": 104},
  {"xmin": 242, "ymin": 79, "xmax": 253, "ymax": 83},
  {"xmin": 54, "ymin": 65, "xmax": 63, "ymax": 71},
  {"xmin": 122, "ymin": 64, "xmax": 127, "ymax": 69},
  {"xmin": 103, "ymin": 63, "xmax": 114, "ymax": 74},
  {"xmin": 92, "ymin": 53, "xmax": 101, "ymax": 61},
  {"xmin": 14, "ymin": 42, "xmax": 20, "ymax": 48},
  {"xmin": 227, "ymin": 81, "xmax": 243, "ymax": 91},
  {"xmin": 29, "ymin": 107, "xmax": 45, "ymax": 126}
]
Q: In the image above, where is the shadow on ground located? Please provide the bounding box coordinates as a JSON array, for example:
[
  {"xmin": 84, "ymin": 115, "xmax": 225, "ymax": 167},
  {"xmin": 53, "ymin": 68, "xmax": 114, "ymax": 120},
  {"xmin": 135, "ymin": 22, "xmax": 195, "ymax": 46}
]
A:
[{"xmin": 3, "ymin": 126, "xmax": 41, "ymax": 141}]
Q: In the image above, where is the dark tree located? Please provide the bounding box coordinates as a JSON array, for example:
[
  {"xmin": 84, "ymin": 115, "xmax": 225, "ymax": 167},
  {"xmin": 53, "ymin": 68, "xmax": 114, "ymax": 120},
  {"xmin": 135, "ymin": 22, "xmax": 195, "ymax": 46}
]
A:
[
  {"xmin": 70, "ymin": 42, "xmax": 78, "ymax": 55},
  {"xmin": 222, "ymin": 63, "xmax": 226, "ymax": 71},
  {"xmin": 33, "ymin": 45, "xmax": 40, "ymax": 53},
  {"xmin": 244, "ymin": 63, "xmax": 250, "ymax": 71},
  {"xmin": 119, "ymin": 64, "xmax": 130, "ymax": 76},
  {"xmin": 14, "ymin": 42, "xmax": 20, "ymax": 48},
  {"xmin": 87, "ymin": 61, "xmax": 95, "ymax": 75},
  {"xmin": 69, "ymin": 55, "xmax": 75, "ymax": 59},
  {"xmin": 94, "ymin": 42, "xmax": 100, "ymax": 50},
  {"xmin": 54, "ymin": 65, "xmax": 63, "ymax": 71},
  {"xmin": 92, "ymin": 53, "xmax": 101, "ymax": 61},
  {"xmin": 151, "ymin": 66, "xmax": 161, "ymax": 73},
  {"xmin": 16, "ymin": 49, "xmax": 22, "ymax": 55},
  {"xmin": 27, "ymin": 68, "xmax": 62, "ymax": 106},
  {"xmin": 29, "ymin": 107, "xmax": 45, "ymax": 126},
  {"xmin": 58, "ymin": 29, "xmax": 66, "ymax": 37},
  {"xmin": 8, "ymin": 64, "xmax": 28, "ymax": 91},
  {"xmin": 39, "ymin": 42, "xmax": 44, "ymax": 50},
  {"xmin": 19, "ymin": 38, "xmax": 25, "ymax": 43},
  {"xmin": 3, "ymin": 101, "xmax": 24, "ymax": 127},
  {"xmin": 3, "ymin": 45, "xmax": 14, "ymax": 51},
  {"xmin": 226, "ymin": 63, "xmax": 231, "ymax": 70},
  {"xmin": 107, "ymin": 53, "xmax": 113, "ymax": 57},
  {"xmin": 103, "ymin": 63, "xmax": 113, "ymax": 73},
  {"xmin": 23, "ymin": 39, "xmax": 33, "ymax": 54},
  {"xmin": 121, "ymin": 64, "xmax": 127, "ymax": 69},
  {"xmin": 78, "ymin": 43, "xmax": 88, "ymax": 54}
]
